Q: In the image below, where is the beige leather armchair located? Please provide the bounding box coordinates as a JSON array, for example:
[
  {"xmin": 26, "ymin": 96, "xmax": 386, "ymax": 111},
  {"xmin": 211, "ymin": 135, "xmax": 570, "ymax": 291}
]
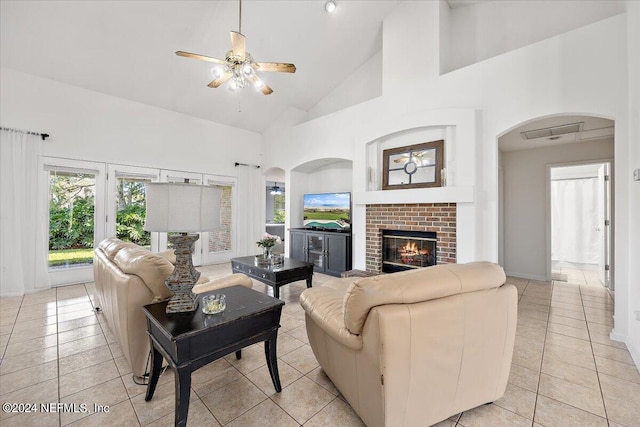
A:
[
  {"xmin": 300, "ymin": 262, "xmax": 517, "ymax": 427},
  {"xmin": 94, "ymin": 238, "xmax": 252, "ymax": 378}
]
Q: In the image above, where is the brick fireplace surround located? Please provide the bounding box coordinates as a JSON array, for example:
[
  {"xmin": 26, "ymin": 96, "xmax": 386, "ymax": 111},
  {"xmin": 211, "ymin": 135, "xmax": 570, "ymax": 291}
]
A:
[{"xmin": 365, "ymin": 203, "xmax": 457, "ymax": 273}]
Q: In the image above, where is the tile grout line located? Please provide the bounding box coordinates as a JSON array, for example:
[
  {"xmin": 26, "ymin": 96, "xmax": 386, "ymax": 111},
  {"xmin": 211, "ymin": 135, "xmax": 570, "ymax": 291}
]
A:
[
  {"xmin": 56, "ymin": 286, "xmax": 62, "ymax": 427},
  {"xmin": 85, "ymin": 281, "xmax": 145, "ymax": 427},
  {"xmin": 530, "ymin": 278, "xmax": 552, "ymax": 427},
  {"xmin": 579, "ymin": 283, "xmax": 611, "ymax": 427},
  {"xmin": 0, "ymin": 295, "xmax": 23, "ymax": 361},
  {"xmin": 0, "ymin": 295, "xmax": 24, "ymax": 425}
]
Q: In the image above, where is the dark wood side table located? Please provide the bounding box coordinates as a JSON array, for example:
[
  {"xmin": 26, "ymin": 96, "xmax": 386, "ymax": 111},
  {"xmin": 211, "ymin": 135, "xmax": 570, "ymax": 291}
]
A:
[
  {"xmin": 142, "ymin": 285, "xmax": 285, "ymax": 427},
  {"xmin": 231, "ymin": 255, "xmax": 314, "ymax": 298}
]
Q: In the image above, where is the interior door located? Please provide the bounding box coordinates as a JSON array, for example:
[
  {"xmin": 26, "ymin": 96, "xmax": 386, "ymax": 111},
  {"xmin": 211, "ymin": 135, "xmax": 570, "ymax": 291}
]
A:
[{"xmin": 597, "ymin": 163, "xmax": 611, "ymax": 288}]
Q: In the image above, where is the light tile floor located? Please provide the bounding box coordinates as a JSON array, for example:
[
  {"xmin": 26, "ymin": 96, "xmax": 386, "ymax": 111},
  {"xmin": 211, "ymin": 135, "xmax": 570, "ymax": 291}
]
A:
[{"xmin": 1, "ymin": 264, "xmax": 638, "ymax": 426}]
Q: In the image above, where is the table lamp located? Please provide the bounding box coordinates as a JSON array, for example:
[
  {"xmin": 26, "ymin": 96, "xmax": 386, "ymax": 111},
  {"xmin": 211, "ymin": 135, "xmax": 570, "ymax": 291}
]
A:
[{"xmin": 144, "ymin": 182, "xmax": 222, "ymax": 314}]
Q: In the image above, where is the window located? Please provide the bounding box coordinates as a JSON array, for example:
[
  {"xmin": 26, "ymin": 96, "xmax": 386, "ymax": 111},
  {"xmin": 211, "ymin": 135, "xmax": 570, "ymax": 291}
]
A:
[{"xmin": 273, "ymin": 193, "xmax": 285, "ymax": 223}]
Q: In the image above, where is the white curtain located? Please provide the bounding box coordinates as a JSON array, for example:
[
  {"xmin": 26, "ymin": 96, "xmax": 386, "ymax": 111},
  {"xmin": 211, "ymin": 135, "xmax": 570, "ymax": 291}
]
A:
[
  {"xmin": 0, "ymin": 129, "xmax": 50, "ymax": 296},
  {"xmin": 236, "ymin": 165, "xmax": 264, "ymax": 256},
  {"xmin": 551, "ymin": 178, "xmax": 599, "ymax": 264}
]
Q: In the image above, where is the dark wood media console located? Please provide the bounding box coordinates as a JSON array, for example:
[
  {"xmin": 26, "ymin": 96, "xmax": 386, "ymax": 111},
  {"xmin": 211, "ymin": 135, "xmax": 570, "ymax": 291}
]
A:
[{"xmin": 289, "ymin": 228, "xmax": 352, "ymax": 277}]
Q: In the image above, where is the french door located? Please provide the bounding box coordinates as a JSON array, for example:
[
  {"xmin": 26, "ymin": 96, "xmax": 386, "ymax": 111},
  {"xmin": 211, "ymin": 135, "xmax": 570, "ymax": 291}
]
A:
[
  {"xmin": 43, "ymin": 159, "xmax": 237, "ymax": 286},
  {"xmin": 201, "ymin": 175, "xmax": 237, "ymax": 264},
  {"xmin": 44, "ymin": 158, "xmax": 105, "ymax": 286},
  {"xmin": 106, "ymin": 165, "xmax": 160, "ymax": 252}
]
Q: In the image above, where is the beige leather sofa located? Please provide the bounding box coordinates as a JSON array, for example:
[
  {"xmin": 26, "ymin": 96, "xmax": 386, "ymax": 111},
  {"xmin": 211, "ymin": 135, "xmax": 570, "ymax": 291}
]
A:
[
  {"xmin": 300, "ymin": 262, "xmax": 517, "ymax": 427},
  {"xmin": 94, "ymin": 238, "xmax": 252, "ymax": 378}
]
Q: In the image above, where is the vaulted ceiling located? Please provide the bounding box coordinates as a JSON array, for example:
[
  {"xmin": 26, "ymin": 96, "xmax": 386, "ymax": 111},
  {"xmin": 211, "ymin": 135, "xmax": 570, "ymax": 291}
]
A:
[{"xmin": 1, "ymin": 0, "xmax": 401, "ymax": 133}]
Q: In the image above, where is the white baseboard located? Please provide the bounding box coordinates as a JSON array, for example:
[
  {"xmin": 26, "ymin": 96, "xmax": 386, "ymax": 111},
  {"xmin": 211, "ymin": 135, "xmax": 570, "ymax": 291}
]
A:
[
  {"xmin": 609, "ymin": 329, "xmax": 626, "ymax": 342},
  {"xmin": 627, "ymin": 339, "xmax": 640, "ymax": 372},
  {"xmin": 610, "ymin": 329, "xmax": 640, "ymax": 372},
  {"xmin": 504, "ymin": 271, "xmax": 548, "ymax": 282}
]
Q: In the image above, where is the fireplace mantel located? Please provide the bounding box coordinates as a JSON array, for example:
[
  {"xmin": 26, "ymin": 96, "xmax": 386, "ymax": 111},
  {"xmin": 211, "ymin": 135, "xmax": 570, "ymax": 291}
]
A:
[{"xmin": 353, "ymin": 186, "xmax": 474, "ymax": 205}]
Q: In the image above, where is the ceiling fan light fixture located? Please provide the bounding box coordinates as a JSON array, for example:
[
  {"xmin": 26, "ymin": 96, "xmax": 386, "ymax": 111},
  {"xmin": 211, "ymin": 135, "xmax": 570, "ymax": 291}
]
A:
[
  {"xmin": 270, "ymin": 184, "xmax": 283, "ymax": 195},
  {"xmin": 212, "ymin": 67, "xmax": 225, "ymax": 78},
  {"xmin": 325, "ymin": 1, "xmax": 337, "ymax": 13},
  {"xmin": 175, "ymin": 0, "xmax": 295, "ymax": 95}
]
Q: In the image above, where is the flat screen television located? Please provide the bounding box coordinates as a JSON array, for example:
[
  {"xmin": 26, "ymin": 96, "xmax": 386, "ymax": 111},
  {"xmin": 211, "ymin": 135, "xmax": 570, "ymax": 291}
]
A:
[{"xmin": 303, "ymin": 192, "xmax": 351, "ymax": 230}]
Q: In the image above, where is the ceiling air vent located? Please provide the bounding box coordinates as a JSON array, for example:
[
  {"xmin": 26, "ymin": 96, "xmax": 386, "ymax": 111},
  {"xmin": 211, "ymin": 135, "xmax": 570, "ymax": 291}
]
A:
[{"xmin": 521, "ymin": 122, "xmax": 584, "ymax": 140}]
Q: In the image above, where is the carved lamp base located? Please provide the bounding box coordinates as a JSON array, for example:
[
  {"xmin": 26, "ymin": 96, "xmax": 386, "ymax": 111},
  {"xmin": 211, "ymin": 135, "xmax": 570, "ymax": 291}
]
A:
[{"xmin": 165, "ymin": 234, "xmax": 201, "ymax": 314}]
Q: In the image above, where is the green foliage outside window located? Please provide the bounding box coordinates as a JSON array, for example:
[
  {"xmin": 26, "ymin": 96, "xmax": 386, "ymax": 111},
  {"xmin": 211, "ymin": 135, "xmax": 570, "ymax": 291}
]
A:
[
  {"xmin": 115, "ymin": 179, "xmax": 150, "ymax": 246},
  {"xmin": 49, "ymin": 174, "xmax": 96, "ymax": 250},
  {"xmin": 273, "ymin": 194, "xmax": 285, "ymax": 223},
  {"xmin": 49, "ymin": 195, "xmax": 95, "ymax": 250}
]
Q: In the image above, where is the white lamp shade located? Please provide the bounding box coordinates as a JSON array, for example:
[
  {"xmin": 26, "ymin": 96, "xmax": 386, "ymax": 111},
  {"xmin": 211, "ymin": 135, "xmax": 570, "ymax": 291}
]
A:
[{"xmin": 144, "ymin": 183, "xmax": 222, "ymax": 232}]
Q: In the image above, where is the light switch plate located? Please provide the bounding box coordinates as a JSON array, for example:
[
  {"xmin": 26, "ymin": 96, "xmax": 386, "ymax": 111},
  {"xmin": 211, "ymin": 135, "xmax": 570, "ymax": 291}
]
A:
[{"xmin": 634, "ymin": 168, "xmax": 640, "ymax": 181}]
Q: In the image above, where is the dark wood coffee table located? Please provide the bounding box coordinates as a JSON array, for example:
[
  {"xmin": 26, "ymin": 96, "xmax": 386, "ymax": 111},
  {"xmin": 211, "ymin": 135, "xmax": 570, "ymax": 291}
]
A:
[
  {"xmin": 231, "ymin": 255, "xmax": 314, "ymax": 299},
  {"xmin": 142, "ymin": 285, "xmax": 284, "ymax": 427}
]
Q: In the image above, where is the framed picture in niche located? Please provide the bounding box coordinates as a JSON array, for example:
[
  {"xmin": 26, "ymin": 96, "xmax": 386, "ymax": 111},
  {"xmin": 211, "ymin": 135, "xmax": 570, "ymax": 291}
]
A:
[{"xmin": 382, "ymin": 140, "xmax": 444, "ymax": 190}]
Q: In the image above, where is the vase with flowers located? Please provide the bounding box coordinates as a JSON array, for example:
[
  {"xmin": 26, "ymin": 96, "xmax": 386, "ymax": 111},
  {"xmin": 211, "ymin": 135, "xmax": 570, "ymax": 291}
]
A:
[{"xmin": 256, "ymin": 233, "xmax": 282, "ymax": 260}]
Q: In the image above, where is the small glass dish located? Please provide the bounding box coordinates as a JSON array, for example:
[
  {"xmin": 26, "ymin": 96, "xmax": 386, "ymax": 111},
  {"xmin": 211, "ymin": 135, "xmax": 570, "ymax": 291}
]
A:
[
  {"xmin": 271, "ymin": 254, "xmax": 284, "ymax": 266},
  {"xmin": 201, "ymin": 293, "xmax": 226, "ymax": 315}
]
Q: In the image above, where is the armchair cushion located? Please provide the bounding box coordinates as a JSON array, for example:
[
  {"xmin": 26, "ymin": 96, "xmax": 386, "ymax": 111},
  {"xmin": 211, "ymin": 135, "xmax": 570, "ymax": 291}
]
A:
[{"xmin": 343, "ymin": 262, "xmax": 506, "ymax": 335}]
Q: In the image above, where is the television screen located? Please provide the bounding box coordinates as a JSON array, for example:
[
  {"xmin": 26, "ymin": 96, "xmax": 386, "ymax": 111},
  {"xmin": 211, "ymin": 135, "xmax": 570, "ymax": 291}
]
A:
[{"xmin": 303, "ymin": 192, "xmax": 351, "ymax": 230}]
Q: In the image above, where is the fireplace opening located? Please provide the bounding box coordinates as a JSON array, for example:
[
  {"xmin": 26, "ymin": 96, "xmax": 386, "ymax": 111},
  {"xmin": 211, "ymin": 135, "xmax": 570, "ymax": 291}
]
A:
[{"xmin": 382, "ymin": 229, "xmax": 437, "ymax": 273}]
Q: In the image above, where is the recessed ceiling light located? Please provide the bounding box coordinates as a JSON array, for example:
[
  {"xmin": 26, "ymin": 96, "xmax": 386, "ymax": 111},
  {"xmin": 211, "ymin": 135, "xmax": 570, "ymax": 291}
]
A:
[{"xmin": 325, "ymin": 1, "xmax": 336, "ymax": 13}]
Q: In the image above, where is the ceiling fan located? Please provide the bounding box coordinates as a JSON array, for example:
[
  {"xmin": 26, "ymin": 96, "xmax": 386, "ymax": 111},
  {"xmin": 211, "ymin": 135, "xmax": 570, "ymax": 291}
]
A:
[{"xmin": 175, "ymin": 0, "xmax": 296, "ymax": 95}]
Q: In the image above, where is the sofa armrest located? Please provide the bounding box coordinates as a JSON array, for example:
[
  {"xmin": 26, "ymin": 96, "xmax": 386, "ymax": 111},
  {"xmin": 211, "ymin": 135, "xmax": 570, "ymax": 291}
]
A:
[
  {"xmin": 192, "ymin": 273, "xmax": 253, "ymax": 294},
  {"xmin": 300, "ymin": 278, "xmax": 363, "ymax": 350}
]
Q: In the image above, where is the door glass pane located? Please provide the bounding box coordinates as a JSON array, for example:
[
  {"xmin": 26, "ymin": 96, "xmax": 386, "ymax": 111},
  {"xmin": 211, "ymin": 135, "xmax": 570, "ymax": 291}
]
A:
[
  {"xmin": 116, "ymin": 176, "xmax": 151, "ymax": 249},
  {"xmin": 208, "ymin": 184, "xmax": 233, "ymax": 253},
  {"xmin": 48, "ymin": 171, "xmax": 96, "ymax": 269},
  {"xmin": 307, "ymin": 235, "xmax": 323, "ymax": 251}
]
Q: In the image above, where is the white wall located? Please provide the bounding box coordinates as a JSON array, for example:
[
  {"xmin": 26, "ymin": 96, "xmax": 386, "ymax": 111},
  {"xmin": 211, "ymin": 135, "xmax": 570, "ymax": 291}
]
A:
[
  {"xmin": 306, "ymin": 51, "xmax": 382, "ymax": 122},
  {"xmin": 284, "ymin": 160, "xmax": 353, "ymax": 253},
  {"xmin": 441, "ymin": 0, "xmax": 626, "ymax": 73},
  {"xmin": 502, "ymin": 139, "xmax": 614, "ymax": 280},
  {"xmin": 305, "ymin": 161, "xmax": 353, "ymax": 194},
  {"xmin": 263, "ymin": 6, "xmax": 633, "ymax": 354},
  {"xmin": 625, "ymin": 0, "xmax": 640, "ymax": 367},
  {"xmin": 0, "ymin": 68, "xmax": 262, "ymax": 177}
]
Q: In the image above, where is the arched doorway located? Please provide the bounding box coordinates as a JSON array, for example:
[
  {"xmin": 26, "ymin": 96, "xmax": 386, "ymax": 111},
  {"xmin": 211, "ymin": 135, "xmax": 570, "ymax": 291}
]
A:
[
  {"xmin": 264, "ymin": 167, "xmax": 286, "ymax": 254},
  {"xmin": 497, "ymin": 114, "xmax": 615, "ymax": 289}
]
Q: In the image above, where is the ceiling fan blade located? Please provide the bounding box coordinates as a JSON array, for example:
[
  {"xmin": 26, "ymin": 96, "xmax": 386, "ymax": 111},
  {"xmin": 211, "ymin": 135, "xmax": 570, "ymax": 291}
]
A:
[
  {"xmin": 256, "ymin": 62, "xmax": 296, "ymax": 73},
  {"xmin": 208, "ymin": 72, "xmax": 232, "ymax": 88},
  {"xmin": 230, "ymin": 31, "xmax": 246, "ymax": 57},
  {"xmin": 176, "ymin": 51, "xmax": 225, "ymax": 64},
  {"xmin": 250, "ymin": 75, "xmax": 273, "ymax": 95}
]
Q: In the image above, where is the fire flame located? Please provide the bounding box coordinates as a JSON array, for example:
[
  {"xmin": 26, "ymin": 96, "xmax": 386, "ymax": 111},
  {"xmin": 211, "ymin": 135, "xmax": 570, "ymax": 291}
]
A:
[{"xmin": 402, "ymin": 242, "xmax": 419, "ymax": 255}]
